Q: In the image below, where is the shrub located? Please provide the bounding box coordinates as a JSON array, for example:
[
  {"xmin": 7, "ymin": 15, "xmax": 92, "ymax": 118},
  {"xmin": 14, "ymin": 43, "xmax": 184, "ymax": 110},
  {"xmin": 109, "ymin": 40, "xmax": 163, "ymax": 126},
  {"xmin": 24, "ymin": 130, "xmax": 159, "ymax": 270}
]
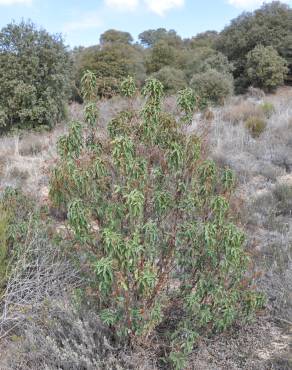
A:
[
  {"xmin": 216, "ymin": 2, "xmax": 292, "ymax": 85},
  {"xmin": 184, "ymin": 47, "xmax": 216, "ymax": 80},
  {"xmin": 273, "ymin": 183, "xmax": 292, "ymax": 216},
  {"xmin": 50, "ymin": 74, "xmax": 264, "ymax": 369},
  {"xmin": 223, "ymin": 100, "xmax": 262, "ymax": 125},
  {"xmin": 75, "ymin": 42, "xmax": 146, "ymax": 101},
  {"xmin": 0, "ymin": 21, "xmax": 71, "ymax": 131},
  {"xmin": 96, "ymin": 76, "xmax": 120, "ymax": 98},
  {"xmin": 19, "ymin": 135, "xmax": 44, "ymax": 156},
  {"xmin": 1, "ymin": 301, "xmax": 158, "ymax": 370},
  {"xmin": 0, "ymin": 188, "xmax": 79, "ymax": 337},
  {"xmin": 199, "ymin": 51, "xmax": 234, "ymax": 76},
  {"xmin": 146, "ymin": 40, "xmax": 178, "ymax": 73},
  {"xmin": 245, "ymin": 116, "xmax": 267, "ymax": 138},
  {"xmin": 260, "ymin": 102, "xmax": 275, "ymax": 118},
  {"xmin": 190, "ymin": 69, "xmax": 233, "ymax": 106},
  {"xmin": 0, "ymin": 208, "xmax": 9, "ymax": 293},
  {"xmin": 246, "ymin": 45, "xmax": 288, "ymax": 92},
  {"xmin": 152, "ymin": 67, "xmax": 187, "ymax": 94}
]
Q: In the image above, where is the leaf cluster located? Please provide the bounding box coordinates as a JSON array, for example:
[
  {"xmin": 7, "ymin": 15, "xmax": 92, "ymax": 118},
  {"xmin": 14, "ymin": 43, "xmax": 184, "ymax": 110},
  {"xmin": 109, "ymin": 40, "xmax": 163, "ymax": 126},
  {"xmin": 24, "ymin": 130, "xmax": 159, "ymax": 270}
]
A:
[{"xmin": 50, "ymin": 73, "xmax": 265, "ymax": 368}]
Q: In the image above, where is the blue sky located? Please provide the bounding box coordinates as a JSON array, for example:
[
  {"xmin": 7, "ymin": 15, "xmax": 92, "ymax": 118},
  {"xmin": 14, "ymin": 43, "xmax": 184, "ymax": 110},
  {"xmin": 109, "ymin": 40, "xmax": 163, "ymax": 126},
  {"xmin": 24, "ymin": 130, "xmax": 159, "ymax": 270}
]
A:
[{"xmin": 0, "ymin": 0, "xmax": 291, "ymax": 47}]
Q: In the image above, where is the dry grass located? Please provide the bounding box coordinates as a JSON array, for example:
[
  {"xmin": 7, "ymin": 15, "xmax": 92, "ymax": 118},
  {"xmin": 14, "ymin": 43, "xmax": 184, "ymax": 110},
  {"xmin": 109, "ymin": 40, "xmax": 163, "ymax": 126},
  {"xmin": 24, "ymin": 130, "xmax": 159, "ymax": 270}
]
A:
[
  {"xmin": 0, "ymin": 299, "xmax": 158, "ymax": 370},
  {"xmin": 0, "ymin": 88, "xmax": 291, "ymax": 370},
  {"xmin": 0, "ymin": 125, "xmax": 67, "ymax": 199},
  {"xmin": 245, "ymin": 116, "xmax": 267, "ymax": 138},
  {"xmin": 189, "ymin": 315, "xmax": 291, "ymax": 370},
  {"xmin": 206, "ymin": 87, "xmax": 292, "ymax": 326},
  {"xmin": 222, "ymin": 99, "xmax": 263, "ymax": 125}
]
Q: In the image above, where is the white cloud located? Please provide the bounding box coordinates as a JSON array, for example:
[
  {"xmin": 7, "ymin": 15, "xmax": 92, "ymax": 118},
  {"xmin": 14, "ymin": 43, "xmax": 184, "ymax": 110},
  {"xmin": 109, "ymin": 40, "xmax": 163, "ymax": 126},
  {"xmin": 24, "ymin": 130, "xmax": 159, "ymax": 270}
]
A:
[
  {"xmin": 0, "ymin": 0, "xmax": 32, "ymax": 5},
  {"xmin": 145, "ymin": 0, "xmax": 184, "ymax": 15},
  {"xmin": 63, "ymin": 12, "xmax": 102, "ymax": 32},
  {"xmin": 105, "ymin": 0, "xmax": 139, "ymax": 11}
]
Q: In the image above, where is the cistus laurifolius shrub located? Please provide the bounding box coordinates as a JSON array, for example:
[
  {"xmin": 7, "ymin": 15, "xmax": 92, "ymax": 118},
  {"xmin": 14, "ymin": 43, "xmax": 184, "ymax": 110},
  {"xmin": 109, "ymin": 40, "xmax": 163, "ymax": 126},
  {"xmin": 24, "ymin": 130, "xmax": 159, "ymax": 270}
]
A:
[
  {"xmin": 49, "ymin": 73, "xmax": 265, "ymax": 369},
  {"xmin": 0, "ymin": 21, "xmax": 71, "ymax": 132}
]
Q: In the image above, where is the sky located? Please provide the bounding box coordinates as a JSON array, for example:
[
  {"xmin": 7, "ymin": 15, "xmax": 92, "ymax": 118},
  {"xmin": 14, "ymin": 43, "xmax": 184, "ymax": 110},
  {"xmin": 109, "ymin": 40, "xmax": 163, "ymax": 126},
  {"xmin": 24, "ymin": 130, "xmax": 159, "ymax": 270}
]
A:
[{"xmin": 0, "ymin": 0, "xmax": 291, "ymax": 47}]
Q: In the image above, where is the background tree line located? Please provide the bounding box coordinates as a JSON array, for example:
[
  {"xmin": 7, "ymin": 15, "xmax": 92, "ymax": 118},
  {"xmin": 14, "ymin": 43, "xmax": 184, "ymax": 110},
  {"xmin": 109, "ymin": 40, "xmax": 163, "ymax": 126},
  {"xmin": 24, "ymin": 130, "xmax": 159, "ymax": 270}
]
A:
[
  {"xmin": 73, "ymin": 1, "xmax": 291, "ymax": 98},
  {"xmin": 0, "ymin": 1, "xmax": 291, "ymax": 131}
]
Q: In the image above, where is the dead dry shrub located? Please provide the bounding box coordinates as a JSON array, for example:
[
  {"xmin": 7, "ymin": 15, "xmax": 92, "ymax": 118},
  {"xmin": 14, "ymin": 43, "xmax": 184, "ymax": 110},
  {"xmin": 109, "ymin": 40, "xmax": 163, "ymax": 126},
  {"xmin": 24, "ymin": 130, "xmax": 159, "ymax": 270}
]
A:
[
  {"xmin": 0, "ymin": 226, "xmax": 80, "ymax": 339},
  {"xmin": 202, "ymin": 108, "xmax": 215, "ymax": 121},
  {"xmin": 246, "ymin": 86, "xmax": 266, "ymax": 100},
  {"xmin": 1, "ymin": 301, "xmax": 158, "ymax": 370},
  {"xmin": 223, "ymin": 100, "xmax": 263, "ymax": 125},
  {"xmin": 273, "ymin": 183, "xmax": 292, "ymax": 216},
  {"xmin": 18, "ymin": 134, "xmax": 45, "ymax": 156},
  {"xmin": 0, "ymin": 189, "xmax": 80, "ymax": 339},
  {"xmin": 8, "ymin": 167, "xmax": 30, "ymax": 182}
]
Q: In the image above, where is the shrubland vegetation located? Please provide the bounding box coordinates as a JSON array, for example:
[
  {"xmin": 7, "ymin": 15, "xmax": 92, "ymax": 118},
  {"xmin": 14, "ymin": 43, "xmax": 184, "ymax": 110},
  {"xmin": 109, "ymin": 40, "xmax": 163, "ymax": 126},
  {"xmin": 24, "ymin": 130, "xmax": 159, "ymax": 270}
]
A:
[
  {"xmin": 216, "ymin": 1, "xmax": 292, "ymax": 91},
  {"xmin": 0, "ymin": 2, "xmax": 291, "ymax": 132},
  {"xmin": 0, "ymin": 1, "xmax": 292, "ymax": 369},
  {"xmin": 0, "ymin": 21, "xmax": 71, "ymax": 132},
  {"xmin": 48, "ymin": 74, "xmax": 264, "ymax": 368}
]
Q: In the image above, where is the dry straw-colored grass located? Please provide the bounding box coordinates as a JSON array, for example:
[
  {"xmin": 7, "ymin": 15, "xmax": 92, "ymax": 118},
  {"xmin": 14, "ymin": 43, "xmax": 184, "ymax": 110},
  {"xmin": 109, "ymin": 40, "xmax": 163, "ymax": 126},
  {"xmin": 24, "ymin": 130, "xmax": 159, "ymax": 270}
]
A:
[
  {"xmin": 0, "ymin": 88, "xmax": 291, "ymax": 370},
  {"xmin": 208, "ymin": 86, "xmax": 292, "ymax": 324}
]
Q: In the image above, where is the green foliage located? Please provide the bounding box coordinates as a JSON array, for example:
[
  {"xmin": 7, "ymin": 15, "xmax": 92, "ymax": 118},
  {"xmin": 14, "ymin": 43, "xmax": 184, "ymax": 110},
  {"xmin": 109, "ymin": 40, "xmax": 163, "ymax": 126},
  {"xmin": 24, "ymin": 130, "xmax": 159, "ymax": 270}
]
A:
[
  {"xmin": 146, "ymin": 40, "xmax": 178, "ymax": 73},
  {"xmin": 81, "ymin": 70, "xmax": 97, "ymax": 101},
  {"xmin": 260, "ymin": 102, "xmax": 275, "ymax": 118},
  {"xmin": 50, "ymin": 75, "xmax": 264, "ymax": 368},
  {"xmin": 100, "ymin": 29, "xmax": 133, "ymax": 46},
  {"xmin": 0, "ymin": 21, "xmax": 71, "ymax": 131},
  {"xmin": 216, "ymin": 2, "xmax": 292, "ymax": 90},
  {"xmin": 138, "ymin": 28, "xmax": 182, "ymax": 47},
  {"xmin": 190, "ymin": 69, "xmax": 234, "ymax": 105},
  {"xmin": 199, "ymin": 51, "xmax": 234, "ymax": 76},
  {"xmin": 188, "ymin": 31, "xmax": 218, "ymax": 49},
  {"xmin": 0, "ymin": 209, "xmax": 9, "ymax": 293},
  {"xmin": 177, "ymin": 88, "xmax": 198, "ymax": 124},
  {"xmin": 246, "ymin": 45, "xmax": 288, "ymax": 92},
  {"xmin": 184, "ymin": 47, "xmax": 216, "ymax": 80},
  {"xmin": 75, "ymin": 40, "xmax": 146, "ymax": 99},
  {"xmin": 152, "ymin": 67, "xmax": 187, "ymax": 94},
  {"xmin": 245, "ymin": 116, "xmax": 267, "ymax": 138},
  {"xmin": 58, "ymin": 121, "xmax": 83, "ymax": 159},
  {"xmin": 120, "ymin": 75, "xmax": 137, "ymax": 98}
]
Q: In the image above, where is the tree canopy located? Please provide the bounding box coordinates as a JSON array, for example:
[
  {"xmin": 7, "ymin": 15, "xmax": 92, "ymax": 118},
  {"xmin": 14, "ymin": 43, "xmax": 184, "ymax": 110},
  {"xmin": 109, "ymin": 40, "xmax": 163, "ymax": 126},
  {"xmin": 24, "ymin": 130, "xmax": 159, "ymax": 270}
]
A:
[
  {"xmin": 216, "ymin": 1, "xmax": 292, "ymax": 89},
  {"xmin": 246, "ymin": 45, "xmax": 288, "ymax": 91},
  {"xmin": 100, "ymin": 29, "xmax": 133, "ymax": 46},
  {"xmin": 0, "ymin": 21, "xmax": 71, "ymax": 131}
]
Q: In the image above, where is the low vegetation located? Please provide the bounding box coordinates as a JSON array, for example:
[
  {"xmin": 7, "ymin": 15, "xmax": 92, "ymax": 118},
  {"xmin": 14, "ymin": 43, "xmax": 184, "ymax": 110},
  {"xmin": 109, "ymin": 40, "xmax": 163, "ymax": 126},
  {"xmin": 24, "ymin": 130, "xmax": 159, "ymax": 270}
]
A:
[
  {"xmin": 0, "ymin": 2, "xmax": 292, "ymax": 369},
  {"xmin": 48, "ymin": 74, "xmax": 264, "ymax": 368},
  {"xmin": 190, "ymin": 69, "xmax": 234, "ymax": 105},
  {"xmin": 245, "ymin": 116, "xmax": 267, "ymax": 138}
]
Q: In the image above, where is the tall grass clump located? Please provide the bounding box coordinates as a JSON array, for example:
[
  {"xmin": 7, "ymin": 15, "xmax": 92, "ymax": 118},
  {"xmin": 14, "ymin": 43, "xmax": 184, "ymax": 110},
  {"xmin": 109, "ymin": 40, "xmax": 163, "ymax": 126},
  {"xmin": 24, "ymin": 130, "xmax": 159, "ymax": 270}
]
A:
[
  {"xmin": 245, "ymin": 116, "xmax": 267, "ymax": 138},
  {"xmin": 49, "ymin": 73, "xmax": 264, "ymax": 369}
]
